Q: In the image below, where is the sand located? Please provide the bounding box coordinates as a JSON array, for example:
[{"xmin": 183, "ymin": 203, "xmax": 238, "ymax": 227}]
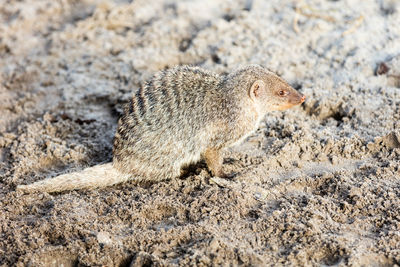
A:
[{"xmin": 0, "ymin": 0, "xmax": 399, "ymax": 266}]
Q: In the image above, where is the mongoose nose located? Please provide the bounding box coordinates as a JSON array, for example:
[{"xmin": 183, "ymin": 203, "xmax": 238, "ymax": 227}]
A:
[{"xmin": 300, "ymin": 95, "xmax": 306, "ymax": 103}]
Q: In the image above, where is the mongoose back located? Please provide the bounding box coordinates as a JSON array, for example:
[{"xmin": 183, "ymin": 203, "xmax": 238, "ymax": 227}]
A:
[{"xmin": 17, "ymin": 65, "xmax": 305, "ymax": 193}]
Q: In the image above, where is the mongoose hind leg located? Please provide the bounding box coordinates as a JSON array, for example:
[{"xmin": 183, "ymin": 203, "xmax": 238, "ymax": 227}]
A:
[{"xmin": 203, "ymin": 148, "xmax": 228, "ymax": 178}]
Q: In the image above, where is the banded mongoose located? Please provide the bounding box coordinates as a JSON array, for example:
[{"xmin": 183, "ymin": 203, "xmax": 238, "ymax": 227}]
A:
[{"xmin": 17, "ymin": 65, "xmax": 305, "ymax": 193}]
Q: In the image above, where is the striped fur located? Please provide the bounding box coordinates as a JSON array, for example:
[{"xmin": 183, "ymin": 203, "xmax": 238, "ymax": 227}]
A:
[{"xmin": 17, "ymin": 65, "xmax": 305, "ymax": 192}]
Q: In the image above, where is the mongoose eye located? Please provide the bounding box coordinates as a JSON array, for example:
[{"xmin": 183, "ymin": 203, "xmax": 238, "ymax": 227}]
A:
[{"xmin": 278, "ymin": 90, "xmax": 287, "ymax": 96}]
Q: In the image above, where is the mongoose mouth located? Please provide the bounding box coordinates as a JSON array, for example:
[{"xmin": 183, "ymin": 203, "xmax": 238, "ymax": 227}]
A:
[
  {"xmin": 273, "ymin": 94, "xmax": 306, "ymax": 111},
  {"xmin": 274, "ymin": 103, "xmax": 298, "ymax": 110}
]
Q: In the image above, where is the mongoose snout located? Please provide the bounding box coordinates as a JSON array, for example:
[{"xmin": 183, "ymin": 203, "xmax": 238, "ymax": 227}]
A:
[
  {"xmin": 275, "ymin": 89, "xmax": 305, "ymax": 110},
  {"xmin": 289, "ymin": 91, "xmax": 306, "ymax": 105}
]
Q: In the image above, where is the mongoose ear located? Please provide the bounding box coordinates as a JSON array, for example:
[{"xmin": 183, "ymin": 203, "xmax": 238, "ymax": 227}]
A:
[{"xmin": 249, "ymin": 80, "xmax": 265, "ymax": 100}]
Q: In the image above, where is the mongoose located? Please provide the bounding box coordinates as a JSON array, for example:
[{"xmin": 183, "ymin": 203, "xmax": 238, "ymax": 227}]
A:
[{"xmin": 17, "ymin": 65, "xmax": 305, "ymax": 193}]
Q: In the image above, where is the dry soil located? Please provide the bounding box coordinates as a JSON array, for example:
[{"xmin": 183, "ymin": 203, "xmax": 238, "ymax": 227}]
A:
[{"xmin": 1, "ymin": 0, "xmax": 400, "ymax": 266}]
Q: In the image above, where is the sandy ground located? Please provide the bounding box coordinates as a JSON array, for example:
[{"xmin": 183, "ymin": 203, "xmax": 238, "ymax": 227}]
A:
[{"xmin": 1, "ymin": 0, "xmax": 400, "ymax": 266}]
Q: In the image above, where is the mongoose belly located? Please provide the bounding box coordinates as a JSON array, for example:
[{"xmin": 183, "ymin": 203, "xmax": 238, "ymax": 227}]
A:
[{"xmin": 113, "ymin": 122, "xmax": 206, "ymax": 180}]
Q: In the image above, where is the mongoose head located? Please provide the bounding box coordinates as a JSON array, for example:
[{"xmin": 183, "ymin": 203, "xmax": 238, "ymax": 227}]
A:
[
  {"xmin": 239, "ymin": 65, "xmax": 305, "ymax": 114},
  {"xmin": 249, "ymin": 73, "xmax": 305, "ymax": 113}
]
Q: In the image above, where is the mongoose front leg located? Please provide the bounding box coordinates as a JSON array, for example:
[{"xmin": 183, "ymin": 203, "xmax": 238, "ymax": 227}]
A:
[{"xmin": 204, "ymin": 148, "xmax": 226, "ymax": 177}]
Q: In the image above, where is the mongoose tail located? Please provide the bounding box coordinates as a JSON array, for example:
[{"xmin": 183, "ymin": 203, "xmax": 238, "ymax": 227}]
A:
[{"xmin": 16, "ymin": 163, "xmax": 131, "ymax": 193}]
